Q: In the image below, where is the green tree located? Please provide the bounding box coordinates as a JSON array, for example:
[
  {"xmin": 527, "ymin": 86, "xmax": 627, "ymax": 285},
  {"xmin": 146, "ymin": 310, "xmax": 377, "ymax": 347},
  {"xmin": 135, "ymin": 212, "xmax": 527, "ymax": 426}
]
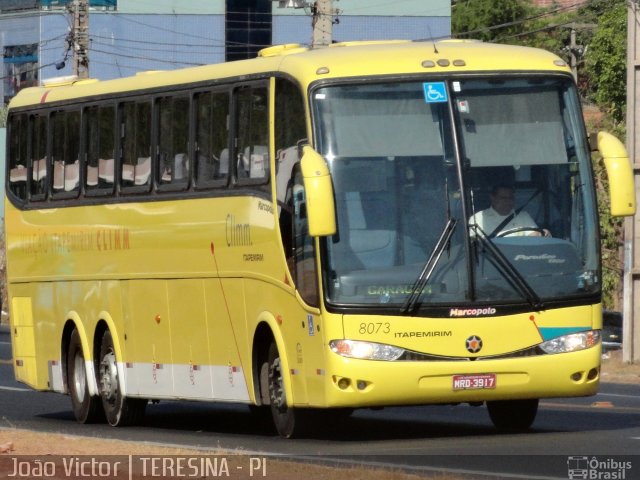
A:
[
  {"xmin": 452, "ymin": 0, "xmax": 532, "ymax": 42},
  {"xmin": 584, "ymin": 1, "xmax": 627, "ymax": 123},
  {"xmin": 582, "ymin": 0, "xmax": 627, "ymax": 308}
]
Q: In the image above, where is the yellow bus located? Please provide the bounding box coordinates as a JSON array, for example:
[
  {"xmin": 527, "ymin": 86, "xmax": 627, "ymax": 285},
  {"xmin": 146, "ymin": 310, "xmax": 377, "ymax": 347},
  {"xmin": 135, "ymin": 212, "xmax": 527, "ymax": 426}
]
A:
[{"xmin": 5, "ymin": 40, "xmax": 635, "ymax": 438}]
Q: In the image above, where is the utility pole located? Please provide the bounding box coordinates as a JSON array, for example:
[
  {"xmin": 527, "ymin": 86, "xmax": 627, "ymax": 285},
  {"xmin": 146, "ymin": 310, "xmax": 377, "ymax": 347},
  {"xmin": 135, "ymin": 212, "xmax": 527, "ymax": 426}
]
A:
[
  {"xmin": 312, "ymin": 0, "xmax": 333, "ymax": 47},
  {"xmin": 625, "ymin": 0, "xmax": 640, "ymax": 364},
  {"xmin": 274, "ymin": 0, "xmax": 338, "ymax": 47},
  {"xmin": 569, "ymin": 26, "xmax": 578, "ymax": 82},
  {"xmin": 564, "ymin": 23, "xmax": 595, "ymax": 84},
  {"xmin": 69, "ymin": 0, "xmax": 90, "ymax": 78}
]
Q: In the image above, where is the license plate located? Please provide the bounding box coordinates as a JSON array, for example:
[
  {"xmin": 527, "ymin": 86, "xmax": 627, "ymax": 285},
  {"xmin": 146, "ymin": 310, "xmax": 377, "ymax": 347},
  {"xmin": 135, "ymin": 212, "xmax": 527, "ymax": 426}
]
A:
[{"xmin": 452, "ymin": 373, "xmax": 496, "ymax": 390}]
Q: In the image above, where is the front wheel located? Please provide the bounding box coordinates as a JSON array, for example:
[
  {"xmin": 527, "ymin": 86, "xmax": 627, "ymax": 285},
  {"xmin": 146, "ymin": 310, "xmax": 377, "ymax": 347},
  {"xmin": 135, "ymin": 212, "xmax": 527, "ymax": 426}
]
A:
[
  {"xmin": 487, "ymin": 399, "xmax": 539, "ymax": 431},
  {"xmin": 267, "ymin": 341, "xmax": 300, "ymax": 438},
  {"xmin": 67, "ymin": 329, "xmax": 104, "ymax": 423},
  {"xmin": 98, "ymin": 330, "xmax": 146, "ymax": 426}
]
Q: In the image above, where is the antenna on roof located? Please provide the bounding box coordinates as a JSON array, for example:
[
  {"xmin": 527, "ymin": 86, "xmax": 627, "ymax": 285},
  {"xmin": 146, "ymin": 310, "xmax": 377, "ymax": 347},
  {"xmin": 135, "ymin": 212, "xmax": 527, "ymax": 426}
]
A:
[{"xmin": 427, "ymin": 25, "xmax": 439, "ymax": 54}]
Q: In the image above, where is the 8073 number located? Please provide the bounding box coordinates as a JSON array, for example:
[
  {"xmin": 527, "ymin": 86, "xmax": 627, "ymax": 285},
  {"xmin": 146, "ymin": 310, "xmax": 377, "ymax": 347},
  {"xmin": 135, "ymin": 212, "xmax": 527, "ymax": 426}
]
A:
[{"xmin": 359, "ymin": 322, "xmax": 391, "ymax": 335}]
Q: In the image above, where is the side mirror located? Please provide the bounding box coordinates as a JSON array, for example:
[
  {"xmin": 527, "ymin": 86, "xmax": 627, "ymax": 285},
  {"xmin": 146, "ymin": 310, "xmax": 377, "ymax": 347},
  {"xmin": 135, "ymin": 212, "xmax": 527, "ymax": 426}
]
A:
[
  {"xmin": 300, "ymin": 146, "xmax": 336, "ymax": 236},
  {"xmin": 598, "ymin": 131, "xmax": 636, "ymax": 217}
]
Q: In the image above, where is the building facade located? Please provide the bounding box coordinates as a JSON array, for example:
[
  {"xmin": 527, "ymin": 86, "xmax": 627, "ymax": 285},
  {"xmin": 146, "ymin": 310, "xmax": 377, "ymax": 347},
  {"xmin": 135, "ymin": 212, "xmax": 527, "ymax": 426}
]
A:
[{"xmin": 0, "ymin": 0, "xmax": 451, "ymax": 104}]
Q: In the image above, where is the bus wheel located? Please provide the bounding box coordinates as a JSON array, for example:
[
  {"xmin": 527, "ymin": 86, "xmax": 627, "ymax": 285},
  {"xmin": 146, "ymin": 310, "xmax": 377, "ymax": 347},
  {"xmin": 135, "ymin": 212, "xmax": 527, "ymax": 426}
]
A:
[
  {"xmin": 98, "ymin": 330, "xmax": 146, "ymax": 426},
  {"xmin": 67, "ymin": 329, "xmax": 104, "ymax": 423},
  {"xmin": 487, "ymin": 399, "xmax": 539, "ymax": 431},
  {"xmin": 267, "ymin": 342, "xmax": 297, "ymax": 438}
]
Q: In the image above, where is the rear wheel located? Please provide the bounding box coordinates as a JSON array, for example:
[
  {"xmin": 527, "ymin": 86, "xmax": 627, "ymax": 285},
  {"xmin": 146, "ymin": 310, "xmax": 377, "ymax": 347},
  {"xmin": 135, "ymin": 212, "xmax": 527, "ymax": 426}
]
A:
[
  {"xmin": 487, "ymin": 399, "xmax": 539, "ymax": 431},
  {"xmin": 98, "ymin": 330, "xmax": 146, "ymax": 426},
  {"xmin": 67, "ymin": 329, "xmax": 104, "ymax": 423}
]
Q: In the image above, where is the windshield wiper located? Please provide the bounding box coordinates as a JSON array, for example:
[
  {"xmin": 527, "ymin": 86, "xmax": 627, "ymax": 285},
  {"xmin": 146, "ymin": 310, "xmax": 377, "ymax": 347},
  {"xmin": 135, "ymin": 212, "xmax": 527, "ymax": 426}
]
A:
[
  {"xmin": 470, "ymin": 225, "xmax": 545, "ymax": 311},
  {"xmin": 401, "ymin": 218, "xmax": 457, "ymax": 315}
]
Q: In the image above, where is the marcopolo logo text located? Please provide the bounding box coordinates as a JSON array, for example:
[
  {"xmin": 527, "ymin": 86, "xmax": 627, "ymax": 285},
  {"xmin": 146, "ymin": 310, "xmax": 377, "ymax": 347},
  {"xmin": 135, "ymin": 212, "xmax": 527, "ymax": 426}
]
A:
[{"xmin": 449, "ymin": 307, "xmax": 497, "ymax": 317}]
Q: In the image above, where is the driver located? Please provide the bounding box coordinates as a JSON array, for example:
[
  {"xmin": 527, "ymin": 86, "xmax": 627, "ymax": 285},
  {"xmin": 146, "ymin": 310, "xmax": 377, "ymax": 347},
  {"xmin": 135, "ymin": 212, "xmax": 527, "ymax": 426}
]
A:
[{"xmin": 469, "ymin": 184, "xmax": 550, "ymax": 237}]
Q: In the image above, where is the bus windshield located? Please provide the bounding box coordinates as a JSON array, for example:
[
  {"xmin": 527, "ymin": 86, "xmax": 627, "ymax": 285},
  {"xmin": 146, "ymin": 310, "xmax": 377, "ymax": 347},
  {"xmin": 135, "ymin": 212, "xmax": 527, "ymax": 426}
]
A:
[{"xmin": 313, "ymin": 77, "xmax": 599, "ymax": 310}]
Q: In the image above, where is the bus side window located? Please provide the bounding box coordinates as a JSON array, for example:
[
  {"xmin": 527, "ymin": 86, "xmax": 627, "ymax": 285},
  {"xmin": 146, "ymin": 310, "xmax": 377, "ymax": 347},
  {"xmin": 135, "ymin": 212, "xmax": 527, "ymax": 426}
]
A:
[
  {"xmin": 195, "ymin": 90, "xmax": 229, "ymax": 188},
  {"xmin": 8, "ymin": 113, "xmax": 28, "ymax": 201},
  {"xmin": 234, "ymin": 85, "xmax": 269, "ymax": 185},
  {"xmin": 157, "ymin": 95, "xmax": 190, "ymax": 190},
  {"xmin": 121, "ymin": 101, "xmax": 151, "ymax": 191},
  {"xmin": 85, "ymin": 105, "xmax": 116, "ymax": 194},
  {"xmin": 275, "ymin": 77, "xmax": 306, "ymax": 207},
  {"xmin": 29, "ymin": 113, "xmax": 48, "ymax": 201},
  {"xmin": 51, "ymin": 110, "xmax": 80, "ymax": 197},
  {"xmin": 274, "ymin": 78, "xmax": 317, "ymax": 306},
  {"xmin": 286, "ymin": 167, "xmax": 318, "ymax": 306}
]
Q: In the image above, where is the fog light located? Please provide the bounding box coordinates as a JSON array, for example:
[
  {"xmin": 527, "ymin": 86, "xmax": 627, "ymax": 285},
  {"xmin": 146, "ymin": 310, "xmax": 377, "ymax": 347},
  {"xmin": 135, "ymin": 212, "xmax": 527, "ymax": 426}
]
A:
[
  {"xmin": 587, "ymin": 368, "xmax": 599, "ymax": 380},
  {"xmin": 571, "ymin": 372, "xmax": 583, "ymax": 382},
  {"xmin": 337, "ymin": 377, "xmax": 351, "ymax": 390},
  {"xmin": 357, "ymin": 380, "xmax": 367, "ymax": 390}
]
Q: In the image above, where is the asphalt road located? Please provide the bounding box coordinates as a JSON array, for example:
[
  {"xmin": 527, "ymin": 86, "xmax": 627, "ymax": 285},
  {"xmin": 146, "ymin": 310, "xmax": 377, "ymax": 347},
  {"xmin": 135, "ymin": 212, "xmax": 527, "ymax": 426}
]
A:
[{"xmin": 1, "ymin": 324, "xmax": 639, "ymax": 479}]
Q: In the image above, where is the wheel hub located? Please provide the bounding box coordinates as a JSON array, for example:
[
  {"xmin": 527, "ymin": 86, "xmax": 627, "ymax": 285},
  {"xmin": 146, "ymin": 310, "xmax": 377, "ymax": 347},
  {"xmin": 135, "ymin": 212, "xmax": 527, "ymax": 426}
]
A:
[
  {"xmin": 72, "ymin": 352, "xmax": 86, "ymax": 402},
  {"xmin": 99, "ymin": 351, "xmax": 118, "ymax": 403},
  {"xmin": 268, "ymin": 357, "xmax": 286, "ymax": 411}
]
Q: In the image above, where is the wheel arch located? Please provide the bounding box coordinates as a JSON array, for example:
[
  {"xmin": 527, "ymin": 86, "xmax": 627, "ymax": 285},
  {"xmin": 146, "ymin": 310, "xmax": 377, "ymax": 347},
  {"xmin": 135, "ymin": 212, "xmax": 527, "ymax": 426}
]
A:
[
  {"xmin": 251, "ymin": 313, "xmax": 293, "ymax": 407},
  {"xmin": 94, "ymin": 312, "xmax": 123, "ymax": 364},
  {"xmin": 61, "ymin": 313, "xmax": 99, "ymax": 396}
]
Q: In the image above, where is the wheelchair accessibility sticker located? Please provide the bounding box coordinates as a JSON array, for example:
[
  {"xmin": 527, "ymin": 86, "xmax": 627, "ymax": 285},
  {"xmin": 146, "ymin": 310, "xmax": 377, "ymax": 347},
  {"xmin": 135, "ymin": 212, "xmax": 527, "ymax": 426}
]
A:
[{"xmin": 423, "ymin": 82, "xmax": 448, "ymax": 103}]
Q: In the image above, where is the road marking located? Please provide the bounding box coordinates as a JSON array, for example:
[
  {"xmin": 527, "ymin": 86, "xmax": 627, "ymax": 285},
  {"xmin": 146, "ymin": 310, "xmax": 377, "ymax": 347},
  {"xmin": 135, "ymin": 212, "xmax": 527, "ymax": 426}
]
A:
[
  {"xmin": 598, "ymin": 392, "xmax": 640, "ymax": 399},
  {"xmin": 0, "ymin": 385, "xmax": 30, "ymax": 392},
  {"xmin": 541, "ymin": 401, "xmax": 640, "ymax": 413}
]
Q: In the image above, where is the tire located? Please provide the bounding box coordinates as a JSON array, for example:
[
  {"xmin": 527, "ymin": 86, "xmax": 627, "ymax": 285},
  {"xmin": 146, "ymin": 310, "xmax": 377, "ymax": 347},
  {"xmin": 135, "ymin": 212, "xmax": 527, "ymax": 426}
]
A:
[
  {"xmin": 98, "ymin": 330, "xmax": 146, "ymax": 426},
  {"xmin": 67, "ymin": 329, "xmax": 104, "ymax": 423},
  {"xmin": 267, "ymin": 341, "xmax": 299, "ymax": 438},
  {"xmin": 487, "ymin": 399, "xmax": 539, "ymax": 431}
]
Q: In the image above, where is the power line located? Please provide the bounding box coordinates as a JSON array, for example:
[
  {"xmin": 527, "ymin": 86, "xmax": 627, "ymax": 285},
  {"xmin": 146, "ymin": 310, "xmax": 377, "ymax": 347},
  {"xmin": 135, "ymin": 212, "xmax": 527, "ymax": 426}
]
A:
[
  {"xmin": 492, "ymin": 2, "xmax": 613, "ymax": 43},
  {"xmin": 90, "ymin": 39, "xmax": 224, "ymax": 55},
  {"xmin": 89, "ymin": 46, "xmax": 205, "ymax": 67},
  {"xmin": 0, "ymin": 61, "xmax": 58, "ymax": 83},
  {"xmin": 88, "ymin": 33, "xmax": 225, "ymax": 49},
  {"xmin": 495, "ymin": 14, "xmax": 596, "ymax": 43},
  {"xmin": 456, "ymin": 0, "xmax": 623, "ymax": 41},
  {"xmin": 454, "ymin": 1, "xmax": 586, "ymax": 38}
]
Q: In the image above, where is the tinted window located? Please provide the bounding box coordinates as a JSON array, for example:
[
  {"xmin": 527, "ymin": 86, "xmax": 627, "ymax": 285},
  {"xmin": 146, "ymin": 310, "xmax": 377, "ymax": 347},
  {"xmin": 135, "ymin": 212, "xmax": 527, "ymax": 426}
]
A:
[
  {"xmin": 158, "ymin": 95, "xmax": 190, "ymax": 189},
  {"xmin": 30, "ymin": 114, "xmax": 48, "ymax": 200},
  {"xmin": 8, "ymin": 113, "xmax": 28, "ymax": 201},
  {"xmin": 51, "ymin": 110, "xmax": 80, "ymax": 196},
  {"xmin": 195, "ymin": 90, "xmax": 230, "ymax": 188},
  {"xmin": 121, "ymin": 101, "xmax": 151, "ymax": 191},
  {"xmin": 235, "ymin": 85, "xmax": 269, "ymax": 184},
  {"xmin": 85, "ymin": 105, "xmax": 116, "ymax": 194}
]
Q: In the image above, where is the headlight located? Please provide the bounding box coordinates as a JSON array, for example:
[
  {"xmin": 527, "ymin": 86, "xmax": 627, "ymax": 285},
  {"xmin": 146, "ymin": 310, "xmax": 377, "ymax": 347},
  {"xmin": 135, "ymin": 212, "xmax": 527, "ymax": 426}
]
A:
[
  {"xmin": 329, "ymin": 339, "xmax": 404, "ymax": 361},
  {"xmin": 539, "ymin": 330, "xmax": 601, "ymax": 354}
]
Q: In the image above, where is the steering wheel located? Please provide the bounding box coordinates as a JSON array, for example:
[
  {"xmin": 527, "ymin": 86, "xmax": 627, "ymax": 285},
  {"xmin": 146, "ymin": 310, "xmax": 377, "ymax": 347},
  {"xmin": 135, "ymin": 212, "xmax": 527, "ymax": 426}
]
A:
[{"xmin": 496, "ymin": 227, "xmax": 548, "ymax": 238}]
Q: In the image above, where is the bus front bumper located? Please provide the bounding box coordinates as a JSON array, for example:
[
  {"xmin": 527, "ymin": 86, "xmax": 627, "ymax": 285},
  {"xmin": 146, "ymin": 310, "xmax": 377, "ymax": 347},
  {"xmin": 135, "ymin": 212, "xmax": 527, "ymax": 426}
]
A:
[{"xmin": 315, "ymin": 346, "xmax": 601, "ymax": 407}]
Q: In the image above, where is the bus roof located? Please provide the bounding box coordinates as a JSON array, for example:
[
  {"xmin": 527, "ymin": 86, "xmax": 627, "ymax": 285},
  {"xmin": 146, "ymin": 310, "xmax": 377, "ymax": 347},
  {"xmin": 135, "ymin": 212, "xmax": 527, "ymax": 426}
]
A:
[{"xmin": 9, "ymin": 39, "xmax": 571, "ymax": 109}]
